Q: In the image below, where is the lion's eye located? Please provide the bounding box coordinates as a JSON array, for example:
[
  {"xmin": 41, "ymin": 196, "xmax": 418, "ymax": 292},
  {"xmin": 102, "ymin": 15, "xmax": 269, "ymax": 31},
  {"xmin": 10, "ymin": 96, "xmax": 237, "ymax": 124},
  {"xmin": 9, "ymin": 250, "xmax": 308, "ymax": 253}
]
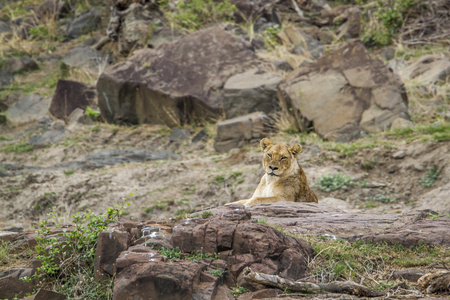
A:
[
  {"xmin": 267, "ymin": 154, "xmax": 272, "ymax": 158},
  {"xmin": 281, "ymin": 156, "xmax": 287, "ymax": 160}
]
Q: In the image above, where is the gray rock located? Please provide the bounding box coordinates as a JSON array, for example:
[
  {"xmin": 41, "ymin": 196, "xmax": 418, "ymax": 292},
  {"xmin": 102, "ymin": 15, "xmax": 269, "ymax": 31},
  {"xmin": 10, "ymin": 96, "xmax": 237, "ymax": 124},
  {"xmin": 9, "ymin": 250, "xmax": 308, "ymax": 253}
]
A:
[
  {"xmin": 169, "ymin": 128, "xmax": 190, "ymax": 142},
  {"xmin": 273, "ymin": 60, "xmax": 294, "ymax": 72},
  {"xmin": 392, "ymin": 151, "xmax": 406, "ymax": 159},
  {"xmin": 66, "ymin": 108, "xmax": 94, "ymax": 126},
  {"xmin": 398, "ymin": 55, "xmax": 450, "ymax": 84},
  {"xmin": 223, "ymin": 69, "xmax": 282, "ymax": 119},
  {"xmin": 291, "ymin": 37, "xmax": 324, "ymax": 60},
  {"xmin": 214, "ymin": 112, "xmax": 270, "ymax": 153},
  {"xmin": 280, "ymin": 27, "xmax": 323, "ymax": 60},
  {"xmin": 97, "ymin": 27, "xmax": 258, "ymax": 126},
  {"xmin": 0, "ymin": 268, "xmax": 34, "ymax": 299},
  {"xmin": 0, "ymin": 70, "xmax": 13, "ymax": 88},
  {"xmin": 192, "ymin": 129, "xmax": 208, "ymax": 143},
  {"xmin": 1, "ymin": 57, "xmax": 39, "ymax": 73},
  {"xmin": 390, "ymin": 118, "xmax": 414, "ymax": 130},
  {"xmin": 278, "ymin": 40, "xmax": 410, "ymax": 141},
  {"xmin": 66, "ymin": 8, "xmax": 101, "ymax": 39},
  {"xmin": 0, "ymin": 20, "xmax": 11, "ymax": 34},
  {"xmin": 29, "ymin": 129, "xmax": 65, "ymax": 147},
  {"xmin": 5, "ymin": 94, "xmax": 50, "ymax": 125},
  {"xmin": 62, "ymin": 46, "xmax": 111, "ymax": 70}
]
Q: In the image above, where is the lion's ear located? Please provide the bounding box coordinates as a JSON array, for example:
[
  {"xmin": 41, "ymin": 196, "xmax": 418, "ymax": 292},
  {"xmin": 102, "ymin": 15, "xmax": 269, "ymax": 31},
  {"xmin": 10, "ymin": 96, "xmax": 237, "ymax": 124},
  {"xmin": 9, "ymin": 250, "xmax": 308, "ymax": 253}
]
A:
[
  {"xmin": 289, "ymin": 144, "xmax": 302, "ymax": 158},
  {"xmin": 260, "ymin": 138, "xmax": 272, "ymax": 151}
]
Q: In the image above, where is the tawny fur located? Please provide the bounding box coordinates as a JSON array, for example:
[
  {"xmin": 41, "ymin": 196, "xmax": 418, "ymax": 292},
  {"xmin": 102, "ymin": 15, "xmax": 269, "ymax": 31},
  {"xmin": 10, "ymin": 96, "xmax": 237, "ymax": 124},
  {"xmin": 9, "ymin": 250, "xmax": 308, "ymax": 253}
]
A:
[{"xmin": 229, "ymin": 138, "xmax": 318, "ymax": 206}]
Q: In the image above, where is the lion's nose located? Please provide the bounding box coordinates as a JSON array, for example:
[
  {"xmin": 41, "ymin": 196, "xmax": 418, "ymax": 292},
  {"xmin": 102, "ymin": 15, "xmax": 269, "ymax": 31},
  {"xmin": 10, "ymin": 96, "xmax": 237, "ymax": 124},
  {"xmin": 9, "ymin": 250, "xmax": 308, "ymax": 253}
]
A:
[{"xmin": 269, "ymin": 166, "xmax": 278, "ymax": 171}]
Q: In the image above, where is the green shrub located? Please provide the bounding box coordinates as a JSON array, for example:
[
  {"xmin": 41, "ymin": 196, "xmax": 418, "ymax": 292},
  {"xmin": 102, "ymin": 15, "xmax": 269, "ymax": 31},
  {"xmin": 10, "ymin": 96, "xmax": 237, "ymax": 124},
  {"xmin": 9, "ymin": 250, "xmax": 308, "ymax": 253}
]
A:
[
  {"xmin": 34, "ymin": 202, "xmax": 129, "ymax": 298},
  {"xmin": 315, "ymin": 173, "xmax": 354, "ymax": 192},
  {"xmin": 361, "ymin": 0, "xmax": 417, "ymax": 47}
]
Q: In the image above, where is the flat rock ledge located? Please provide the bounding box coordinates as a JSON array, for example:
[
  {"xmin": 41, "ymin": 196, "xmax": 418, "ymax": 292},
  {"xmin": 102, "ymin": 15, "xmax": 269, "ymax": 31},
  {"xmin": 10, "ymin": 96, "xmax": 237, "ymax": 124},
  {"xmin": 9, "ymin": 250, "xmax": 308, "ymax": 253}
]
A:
[{"xmin": 2, "ymin": 203, "xmax": 449, "ymax": 300}]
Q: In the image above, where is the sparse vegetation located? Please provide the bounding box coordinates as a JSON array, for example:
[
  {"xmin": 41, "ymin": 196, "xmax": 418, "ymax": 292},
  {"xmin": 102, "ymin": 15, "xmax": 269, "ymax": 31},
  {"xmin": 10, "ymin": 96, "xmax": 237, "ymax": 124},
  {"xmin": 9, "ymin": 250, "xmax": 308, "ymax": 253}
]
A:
[
  {"xmin": 206, "ymin": 269, "xmax": 224, "ymax": 277},
  {"xmin": 33, "ymin": 202, "xmax": 129, "ymax": 298},
  {"xmin": 315, "ymin": 173, "xmax": 354, "ymax": 192},
  {"xmin": 157, "ymin": 246, "xmax": 219, "ymax": 262},
  {"xmin": 232, "ymin": 285, "xmax": 250, "ymax": 295},
  {"xmin": 420, "ymin": 168, "xmax": 441, "ymax": 187},
  {"xmin": 160, "ymin": 0, "xmax": 236, "ymax": 31},
  {"xmin": 306, "ymin": 236, "xmax": 450, "ymax": 287},
  {"xmin": 0, "ymin": 142, "xmax": 34, "ymax": 154},
  {"xmin": 201, "ymin": 210, "xmax": 213, "ymax": 218}
]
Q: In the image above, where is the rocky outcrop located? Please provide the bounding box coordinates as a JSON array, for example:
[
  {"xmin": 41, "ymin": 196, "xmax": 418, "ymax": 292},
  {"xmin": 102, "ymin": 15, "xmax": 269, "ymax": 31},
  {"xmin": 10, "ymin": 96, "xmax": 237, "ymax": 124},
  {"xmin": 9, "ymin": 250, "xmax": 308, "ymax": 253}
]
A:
[
  {"xmin": 278, "ymin": 40, "xmax": 410, "ymax": 141},
  {"xmin": 66, "ymin": 8, "xmax": 101, "ymax": 39},
  {"xmin": 97, "ymin": 27, "xmax": 258, "ymax": 126},
  {"xmin": 0, "ymin": 57, "xmax": 39, "ymax": 74}
]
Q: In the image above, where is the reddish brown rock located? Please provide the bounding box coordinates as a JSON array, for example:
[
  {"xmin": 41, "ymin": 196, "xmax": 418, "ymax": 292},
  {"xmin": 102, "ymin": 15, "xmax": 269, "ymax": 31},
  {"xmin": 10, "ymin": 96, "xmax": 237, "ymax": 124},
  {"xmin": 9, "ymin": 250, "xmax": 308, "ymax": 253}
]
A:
[
  {"xmin": 113, "ymin": 260, "xmax": 203, "ymax": 300},
  {"xmin": 49, "ymin": 80, "xmax": 96, "ymax": 120},
  {"xmin": 0, "ymin": 268, "xmax": 34, "ymax": 299},
  {"xmin": 94, "ymin": 230, "xmax": 131, "ymax": 281}
]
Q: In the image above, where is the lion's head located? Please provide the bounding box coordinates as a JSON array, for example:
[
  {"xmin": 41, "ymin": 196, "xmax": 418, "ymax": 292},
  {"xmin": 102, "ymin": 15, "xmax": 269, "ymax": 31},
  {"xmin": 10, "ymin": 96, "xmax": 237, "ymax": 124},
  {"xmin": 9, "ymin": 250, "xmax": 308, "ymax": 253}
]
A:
[{"xmin": 260, "ymin": 138, "xmax": 302, "ymax": 177}]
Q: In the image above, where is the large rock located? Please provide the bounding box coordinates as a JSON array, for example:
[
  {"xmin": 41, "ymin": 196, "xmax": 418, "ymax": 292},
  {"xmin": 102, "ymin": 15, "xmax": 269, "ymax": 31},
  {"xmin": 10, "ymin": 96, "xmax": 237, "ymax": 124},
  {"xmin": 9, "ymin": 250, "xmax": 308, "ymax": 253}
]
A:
[
  {"xmin": 5, "ymin": 94, "xmax": 50, "ymax": 125},
  {"xmin": 97, "ymin": 27, "xmax": 258, "ymax": 126},
  {"xmin": 94, "ymin": 230, "xmax": 131, "ymax": 281},
  {"xmin": 66, "ymin": 8, "xmax": 101, "ymax": 39},
  {"xmin": 49, "ymin": 80, "xmax": 96, "ymax": 120},
  {"xmin": 278, "ymin": 40, "xmax": 409, "ymax": 141},
  {"xmin": 113, "ymin": 258, "xmax": 204, "ymax": 300},
  {"xmin": 398, "ymin": 55, "xmax": 450, "ymax": 84},
  {"xmin": 0, "ymin": 70, "xmax": 13, "ymax": 88},
  {"xmin": 223, "ymin": 69, "xmax": 282, "ymax": 119},
  {"xmin": 214, "ymin": 112, "xmax": 271, "ymax": 153},
  {"xmin": 1, "ymin": 57, "xmax": 39, "ymax": 73},
  {"xmin": 232, "ymin": 202, "xmax": 450, "ymax": 247},
  {"xmin": 106, "ymin": 0, "xmax": 162, "ymax": 54},
  {"xmin": 0, "ymin": 268, "xmax": 34, "ymax": 299},
  {"xmin": 62, "ymin": 46, "xmax": 112, "ymax": 70}
]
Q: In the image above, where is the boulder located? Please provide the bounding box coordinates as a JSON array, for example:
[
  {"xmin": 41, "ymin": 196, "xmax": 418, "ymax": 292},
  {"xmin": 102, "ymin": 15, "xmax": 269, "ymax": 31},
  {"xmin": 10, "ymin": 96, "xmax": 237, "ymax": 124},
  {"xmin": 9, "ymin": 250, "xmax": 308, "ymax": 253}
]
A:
[
  {"xmin": 94, "ymin": 230, "xmax": 131, "ymax": 281},
  {"xmin": 5, "ymin": 94, "xmax": 50, "ymax": 125},
  {"xmin": 106, "ymin": 0, "xmax": 162, "ymax": 54},
  {"xmin": 1, "ymin": 57, "xmax": 39, "ymax": 73},
  {"xmin": 398, "ymin": 55, "xmax": 450, "ymax": 84},
  {"xmin": 0, "ymin": 70, "xmax": 13, "ymax": 88},
  {"xmin": 336, "ymin": 7, "xmax": 362, "ymax": 39},
  {"xmin": 62, "ymin": 46, "xmax": 112, "ymax": 70},
  {"xmin": 222, "ymin": 69, "xmax": 282, "ymax": 119},
  {"xmin": 0, "ymin": 268, "xmax": 34, "ymax": 299},
  {"xmin": 66, "ymin": 8, "xmax": 101, "ymax": 39},
  {"xmin": 214, "ymin": 112, "xmax": 271, "ymax": 153},
  {"xmin": 113, "ymin": 259, "xmax": 204, "ymax": 300},
  {"xmin": 97, "ymin": 27, "xmax": 258, "ymax": 126},
  {"xmin": 49, "ymin": 80, "xmax": 96, "ymax": 120},
  {"xmin": 117, "ymin": 3, "xmax": 156, "ymax": 54},
  {"xmin": 278, "ymin": 40, "xmax": 410, "ymax": 141},
  {"xmin": 22, "ymin": 289, "xmax": 66, "ymax": 300}
]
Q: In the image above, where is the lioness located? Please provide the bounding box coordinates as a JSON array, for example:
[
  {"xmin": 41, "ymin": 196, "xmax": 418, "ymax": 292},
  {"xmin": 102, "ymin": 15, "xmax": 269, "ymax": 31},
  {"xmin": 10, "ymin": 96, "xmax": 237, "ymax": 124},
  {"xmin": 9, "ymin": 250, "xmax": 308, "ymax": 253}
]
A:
[{"xmin": 229, "ymin": 138, "xmax": 318, "ymax": 206}]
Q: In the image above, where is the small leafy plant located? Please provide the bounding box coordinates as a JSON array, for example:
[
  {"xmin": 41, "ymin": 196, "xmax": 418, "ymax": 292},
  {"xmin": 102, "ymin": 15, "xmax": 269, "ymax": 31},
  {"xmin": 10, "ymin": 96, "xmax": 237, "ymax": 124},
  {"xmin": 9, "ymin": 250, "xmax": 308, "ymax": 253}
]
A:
[
  {"xmin": 315, "ymin": 173, "xmax": 354, "ymax": 192},
  {"xmin": 202, "ymin": 210, "xmax": 214, "ymax": 218},
  {"xmin": 34, "ymin": 201, "xmax": 130, "ymax": 298},
  {"xmin": 420, "ymin": 168, "xmax": 441, "ymax": 187}
]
